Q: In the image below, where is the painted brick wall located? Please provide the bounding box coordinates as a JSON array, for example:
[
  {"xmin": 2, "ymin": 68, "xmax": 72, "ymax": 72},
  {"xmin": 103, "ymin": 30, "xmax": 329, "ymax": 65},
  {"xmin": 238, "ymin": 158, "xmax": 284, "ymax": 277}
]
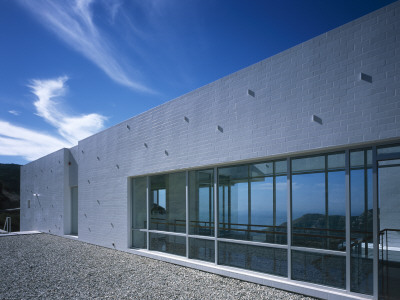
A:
[{"xmin": 21, "ymin": 1, "xmax": 400, "ymax": 251}]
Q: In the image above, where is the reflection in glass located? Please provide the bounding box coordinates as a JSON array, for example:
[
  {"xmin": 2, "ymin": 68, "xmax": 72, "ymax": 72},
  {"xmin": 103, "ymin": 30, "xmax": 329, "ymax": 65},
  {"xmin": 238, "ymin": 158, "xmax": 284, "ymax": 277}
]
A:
[
  {"xmin": 292, "ymin": 250, "xmax": 345, "ymax": 288},
  {"xmin": 149, "ymin": 233, "xmax": 186, "ymax": 256},
  {"xmin": 189, "ymin": 238, "xmax": 215, "ymax": 262},
  {"xmin": 149, "ymin": 172, "xmax": 186, "ymax": 233},
  {"xmin": 291, "ymin": 153, "xmax": 345, "ymax": 250},
  {"xmin": 218, "ymin": 161, "xmax": 287, "ymax": 244},
  {"xmin": 218, "ymin": 242, "xmax": 287, "ymax": 277},
  {"xmin": 189, "ymin": 169, "xmax": 214, "ymax": 236},
  {"xmin": 132, "ymin": 177, "xmax": 147, "ymax": 248},
  {"xmin": 350, "ymin": 149, "xmax": 373, "ymax": 295},
  {"xmin": 378, "ymin": 159, "xmax": 400, "ymax": 298}
]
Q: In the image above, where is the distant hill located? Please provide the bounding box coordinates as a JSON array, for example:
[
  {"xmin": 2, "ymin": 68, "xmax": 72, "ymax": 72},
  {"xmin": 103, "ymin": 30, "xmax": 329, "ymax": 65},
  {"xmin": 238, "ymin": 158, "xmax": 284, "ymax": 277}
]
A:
[{"xmin": 0, "ymin": 163, "xmax": 21, "ymax": 210}]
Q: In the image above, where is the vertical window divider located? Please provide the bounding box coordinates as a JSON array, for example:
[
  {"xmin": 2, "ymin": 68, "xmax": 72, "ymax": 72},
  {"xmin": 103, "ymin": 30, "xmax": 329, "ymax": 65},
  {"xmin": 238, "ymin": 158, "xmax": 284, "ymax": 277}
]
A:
[
  {"xmin": 287, "ymin": 157, "xmax": 292, "ymax": 279},
  {"xmin": 273, "ymin": 163, "xmax": 276, "ymax": 244},
  {"xmin": 186, "ymin": 170, "xmax": 189, "ymax": 258},
  {"xmin": 146, "ymin": 176, "xmax": 150, "ymax": 250},
  {"xmin": 248, "ymin": 166, "xmax": 251, "ymax": 241},
  {"xmin": 345, "ymin": 149, "xmax": 350, "ymax": 292},
  {"xmin": 372, "ymin": 146, "xmax": 378, "ymax": 299},
  {"xmin": 214, "ymin": 167, "xmax": 218, "ymax": 265},
  {"xmin": 325, "ymin": 155, "xmax": 329, "ymax": 250}
]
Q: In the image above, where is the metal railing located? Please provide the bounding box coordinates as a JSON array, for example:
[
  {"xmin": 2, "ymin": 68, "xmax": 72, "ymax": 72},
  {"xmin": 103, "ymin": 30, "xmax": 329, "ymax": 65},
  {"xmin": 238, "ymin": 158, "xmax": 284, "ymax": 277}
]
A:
[
  {"xmin": 2, "ymin": 217, "xmax": 11, "ymax": 234},
  {"xmin": 379, "ymin": 228, "xmax": 400, "ymax": 299}
]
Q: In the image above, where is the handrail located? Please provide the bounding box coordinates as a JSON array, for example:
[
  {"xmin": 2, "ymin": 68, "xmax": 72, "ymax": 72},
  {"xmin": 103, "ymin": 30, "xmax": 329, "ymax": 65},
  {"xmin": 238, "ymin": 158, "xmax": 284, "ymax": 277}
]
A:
[{"xmin": 3, "ymin": 217, "xmax": 11, "ymax": 233}]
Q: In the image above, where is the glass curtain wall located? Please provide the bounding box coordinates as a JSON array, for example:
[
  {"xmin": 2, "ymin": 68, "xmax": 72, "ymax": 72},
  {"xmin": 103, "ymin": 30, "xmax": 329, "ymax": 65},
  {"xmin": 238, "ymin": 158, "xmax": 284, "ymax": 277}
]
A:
[{"xmin": 130, "ymin": 145, "xmax": 396, "ymax": 297}]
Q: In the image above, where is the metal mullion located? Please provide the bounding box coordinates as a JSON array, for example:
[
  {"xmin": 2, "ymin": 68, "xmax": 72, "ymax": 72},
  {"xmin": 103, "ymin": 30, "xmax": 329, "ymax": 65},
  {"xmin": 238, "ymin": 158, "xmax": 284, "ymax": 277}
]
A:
[
  {"xmin": 214, "ymin": 167, "xmax": 218, "ymax": 265},
  {"xmin": 364, "ymin": 150, "xmax": 369, "ymax": 257},
  {"xmin": 188, "ymin": 234, "xmax": 215, "ymax": 241},
  {"xmin": 287, "ymin": 157, "xmax": 292, "ymax": 280},
  {"xmin": 186, "ymin": 170, "xmax": 189, "ymax": 258},
  {"xmin": 345, "ymin": 149, "xmax": 351, "ymax": 292},
  {"xmin": 372, "ymin": 146, "xmax": 378, "ymax": 299},
  {"xmin": 148, "ymin": 229, "xmax": 187, "ymax": 237},
  {"xmin": 248, "ymin": 171, "xmax": 251, "ymax": 241},
  {"xmin": 146, "ymin": 176, "xmax": 150, "ymax": 250},
  {"xmin": 273, "ymin": 163, "xmax": 277, "ymax": 244},
  {"xmin": 325, "ymin": 155, "xmax": 329, "ymax": 250},
  {"xmin": 217, "ymin": 237, "xmax": 288, "ymax": 250},
  {"xmin": 290, "ymin": 246, "xmax": 346, "ymax": 256}
]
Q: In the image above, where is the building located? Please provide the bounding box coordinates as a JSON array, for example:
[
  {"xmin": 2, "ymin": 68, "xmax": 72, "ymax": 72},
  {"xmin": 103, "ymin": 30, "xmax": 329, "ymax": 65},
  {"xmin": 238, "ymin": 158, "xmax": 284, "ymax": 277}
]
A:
[{"xmin": 21, "ymin": 2, "xmax": 400, "ymax": 299}]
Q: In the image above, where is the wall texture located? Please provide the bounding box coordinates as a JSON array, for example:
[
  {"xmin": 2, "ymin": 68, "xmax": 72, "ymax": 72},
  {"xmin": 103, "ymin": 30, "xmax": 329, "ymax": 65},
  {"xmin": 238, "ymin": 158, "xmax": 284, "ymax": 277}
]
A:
[{"xmin": 21, "ymin": 1, "xmax": 400, "ymax": 251}]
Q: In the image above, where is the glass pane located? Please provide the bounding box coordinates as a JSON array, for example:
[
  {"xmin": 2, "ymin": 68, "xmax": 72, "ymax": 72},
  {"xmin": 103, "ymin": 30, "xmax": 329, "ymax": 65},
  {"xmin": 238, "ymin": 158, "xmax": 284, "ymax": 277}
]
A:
[
  {"xmin": 350, "ymin": 151, "xmax": 364, "ymax": 168},
  {"xmin": 219, "ymin": 162, "xmax": 287, "ymax": 244},
  {"xmin": 149, "ymin": 233, "xmax": 186, "ymax": 256},
  {"xmin": 379, "ymin": 159, "xmax": 400, "ymax": 166},
  {"xmin": 219, "ymin": 165, "xmax": 248, "ymax": 181},
  {"xmin": 251, "ymin": 177, "xmax": 274, "ymax": 242},
  {"xmin": 149, "ymin": 172, "xmax": 186, "ymax": 233},
  {"xmin": 328, "ymin": 171, "xmax": 346, "ymax": 250},
  {"xmin": 275, "ymin": 160, "xmax": 287, "ymax": 175},
  {"xmin": 328, "ymin": 152, "xmax": 345, "ymax": 170},
  {"xmin": 218, "ymin": 242, "xmax": 287, "ymax": 277},
  {"xmin": 292, "ymin": 172, "xmax": 326, "ymax": 249},
  {"xmin": 377, "ymin": 144, "xmax": 400, "ymax": 156},
  {"xmin": 350, "ymin": 150, "xmax": 373, "ymax": 295},
  {"xmin": 291, "ymin": 250, "xmax": 345, "ymax": 289},
  {"xmin": 250, "ymin": 162, "xmax": 273, "ymax": 177},
  {"xmin": 132, "ymin": 230, "xmax": 146, "ymax": 249},
  {"xmin": 132, "ymin": 177, "xmax": 147, "ymax": 229},
  {"xmin": 189, "ymin": 169, "xmax": 214, "ymax": 236},
  {"xmin": 378, "ymin": 162, "xmax": 400, "ymax": 298},
  {"xmin": 189, "ymin": 238, "xmax": 215, "ymax": 263},
  {"xmin": 292, "ymin": 155, "xmax": 324, "ymax": 173},
  {"xmin": 275, "ymin": 176, "xmax": 287, "ymax": 244},
  {"xmin": 292, "ymin": 155, "xmax": 345, "ymax": 251},
  {"xmin": 219, "ymin": 180, "xmax": 248, "ymax": 240}
]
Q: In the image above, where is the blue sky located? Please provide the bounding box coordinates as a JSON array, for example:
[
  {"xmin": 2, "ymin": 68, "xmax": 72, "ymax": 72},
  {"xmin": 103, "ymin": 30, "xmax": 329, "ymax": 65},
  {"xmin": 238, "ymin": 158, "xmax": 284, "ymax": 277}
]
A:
[{"xmin": 0, "ymin": 0, "xmax": 396, "ymax": 165}]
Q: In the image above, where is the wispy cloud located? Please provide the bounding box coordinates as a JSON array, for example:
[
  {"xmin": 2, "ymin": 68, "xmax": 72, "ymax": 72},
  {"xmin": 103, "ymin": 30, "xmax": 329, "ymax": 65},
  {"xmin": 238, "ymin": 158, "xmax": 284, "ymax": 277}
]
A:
[
  {"xmin": 17, "ymin": 0, "xmax": 152, "ymax": 93},
  {"xmin": 0, "ymin": 121, "xmax": 72, "ymax": 161},
  {"xmin": 8, "ymin": 110, "xmax": 20, "ymax": 116},
  {"xmin": 29, "ymin": 76, "xmax": 107, "ymax": 144},
  {"xmin": 0, "ymin": 76, "xmax": 107, "ymax": 161}
]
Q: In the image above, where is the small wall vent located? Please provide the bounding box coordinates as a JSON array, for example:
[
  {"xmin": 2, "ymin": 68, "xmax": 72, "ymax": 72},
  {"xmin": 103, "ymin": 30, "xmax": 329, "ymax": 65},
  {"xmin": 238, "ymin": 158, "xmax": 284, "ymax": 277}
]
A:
[{"xmin": 360, "ymin": 73, "xmax": 372, "ymax": 83}]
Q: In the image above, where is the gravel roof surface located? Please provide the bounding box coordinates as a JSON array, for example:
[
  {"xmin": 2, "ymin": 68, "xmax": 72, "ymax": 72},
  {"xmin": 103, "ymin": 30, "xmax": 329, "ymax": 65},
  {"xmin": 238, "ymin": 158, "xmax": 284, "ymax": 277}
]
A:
[{"xmin": 0, "ymin": 233, "xmax": 316, "ymax": 299}]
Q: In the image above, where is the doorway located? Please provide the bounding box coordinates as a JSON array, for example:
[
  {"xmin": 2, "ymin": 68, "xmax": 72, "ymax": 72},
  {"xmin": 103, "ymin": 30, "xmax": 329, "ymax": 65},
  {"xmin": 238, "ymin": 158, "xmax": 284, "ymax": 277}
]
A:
[{"xmin": 71, "ymin": 186, "xmax": 78, "ymax": 236}]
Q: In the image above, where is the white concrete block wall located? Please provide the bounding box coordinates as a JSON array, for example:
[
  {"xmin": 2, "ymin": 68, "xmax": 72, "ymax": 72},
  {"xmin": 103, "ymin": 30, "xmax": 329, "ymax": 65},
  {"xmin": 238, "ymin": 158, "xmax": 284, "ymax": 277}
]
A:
[
  {"xmin": 21, "ymin": 0, "xmax": 400, "ymax": 253},
  {"xmin": 20, "ymin": 148, "xmax": 68, "ymax": 234}
]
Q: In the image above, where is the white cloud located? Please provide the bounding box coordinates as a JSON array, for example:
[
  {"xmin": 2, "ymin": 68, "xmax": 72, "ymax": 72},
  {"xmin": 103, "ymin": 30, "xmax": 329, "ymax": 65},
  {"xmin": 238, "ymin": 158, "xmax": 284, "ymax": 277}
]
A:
[
  {"xmin": 17, "ymin": 0, "xmax": 152, "ymax": 93},
  {"xmin": 8, "ymin": 110, "xmax": 20, "ymax": 116},
  {"xmin": 0, "ymin": 121, "xmax": 72, "ymax": 161},
  {"xmin": 0, "ymin": 76, "xmax": 107, "ymax": 162},
  {"xmin": 29, "ymin": 76, "xmax": 107, "ymax": 144}
]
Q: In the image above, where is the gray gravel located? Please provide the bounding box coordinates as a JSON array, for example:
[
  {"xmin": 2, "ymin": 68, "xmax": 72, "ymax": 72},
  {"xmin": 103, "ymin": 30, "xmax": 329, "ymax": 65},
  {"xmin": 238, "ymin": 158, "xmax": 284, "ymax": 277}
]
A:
[{"xmin": 0, "ymin": 233, "xmax": 315, "ymax": 299}]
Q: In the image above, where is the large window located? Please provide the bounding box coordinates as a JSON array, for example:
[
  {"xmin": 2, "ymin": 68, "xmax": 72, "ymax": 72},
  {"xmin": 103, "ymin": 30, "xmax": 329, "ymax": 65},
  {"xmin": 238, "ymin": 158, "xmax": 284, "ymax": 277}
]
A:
[
  {"xmin": 189, "ymin": 169, "xmax": 214, "ymax": 236},
  {"xmin": 291, "ymin": 153, "xmax": 346, "ymax": 251},
  {"xmin": 130, "ymin": 145, "xmax": 395, "ymax": 297},
  {"xmin": 218, "ymin": 161, "xmax": 287, "ymax": 244},
  {"xmin": 149, "ymin": 172, "xmax": 186, "ymax": 233}
]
